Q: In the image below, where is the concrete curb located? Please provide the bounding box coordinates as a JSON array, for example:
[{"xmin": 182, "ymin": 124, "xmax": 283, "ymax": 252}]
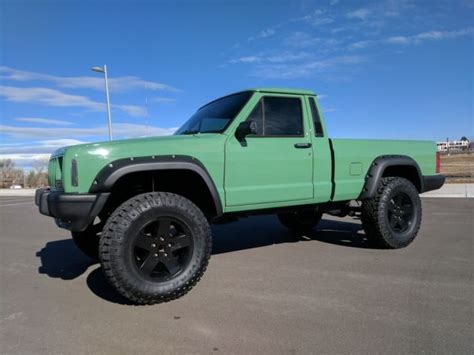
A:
[
  {"xmin": 421, "ymin": 183, "xmax": 473, "ymax": 199},
  {"xmin": 0, "ymin": 189, "xmax": 36, "ymax": 197}
]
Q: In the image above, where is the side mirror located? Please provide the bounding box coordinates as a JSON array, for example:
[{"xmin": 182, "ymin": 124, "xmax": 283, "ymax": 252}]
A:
[{"xmin": 235, "ymin": 121, "xmax": 257, "ymax": 140}]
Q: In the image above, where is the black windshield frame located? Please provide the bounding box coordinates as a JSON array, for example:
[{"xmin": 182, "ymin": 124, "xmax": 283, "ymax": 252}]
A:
[{"xmin": 175, "ymin": 91, "xmax": 253, "ymax": 135}]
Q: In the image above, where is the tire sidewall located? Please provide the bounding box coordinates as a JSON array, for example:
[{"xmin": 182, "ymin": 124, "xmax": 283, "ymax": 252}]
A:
[{"xmin": 71, "ymin": 224, "xmax": 101, "ymax": 260}]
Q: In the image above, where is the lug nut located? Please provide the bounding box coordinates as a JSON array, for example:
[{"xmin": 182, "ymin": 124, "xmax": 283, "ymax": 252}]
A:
[
  {"xmin": 160, "ymin": 237, "xmax": 165, "ymax": 242},
  {"xmin": 151, "ymin": 243, "xmax": 156, "ymax": 248},
  {"xmin": 164, "ymin": 253, "xmax": 168, "ymax": 257},
  {"xmin": 153, "ymin": 253, "xmax": 158, "ymax": 257},
  {"xmin": 168, "ymin": 244, "xmax": 172, "ymax": 248}
]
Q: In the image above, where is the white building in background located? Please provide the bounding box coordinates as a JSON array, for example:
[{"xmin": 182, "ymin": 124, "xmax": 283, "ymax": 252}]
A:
[{"xmin": 437, "ymin": 139, "xmax": 470, "ymax": 152}]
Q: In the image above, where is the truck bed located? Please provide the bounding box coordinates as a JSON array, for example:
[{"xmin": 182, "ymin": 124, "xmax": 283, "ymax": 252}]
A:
[{"xmin": 330, "ymin": 139, "xmax": 436, "ymax": 201}]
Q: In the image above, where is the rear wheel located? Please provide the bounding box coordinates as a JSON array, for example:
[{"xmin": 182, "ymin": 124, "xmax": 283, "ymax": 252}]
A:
[
  {"xmin": 278, "ymin": 209, "xmax": 322, "ymax": 234},
  {"xmin": 361, "ymin": 177, "xmax": 422, "ymax": 249},
  {"xmin": 99, "ymin": 192, "xmax": 211, "ymax": 304}
]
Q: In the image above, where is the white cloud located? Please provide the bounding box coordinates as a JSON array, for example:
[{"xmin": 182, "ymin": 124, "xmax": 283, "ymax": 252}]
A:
[
  {"xmin": 0, "ymin": 66, "xmax": 178, "ymax": 93},
  {"xmin": 330, "ymin": 0, "xmax": 339, "ymax": 5},
  {"xmin": 267, "ymin": 52, "xmax": 309, "ymax": 63},
  {"xmin": 0, "ymin": 139, "xmax": 87, "ymax": 154},
  {"xmin": 151, "ymin": 97, "xmax": 177, "ymax": 103},
  {"xmin": 0, "ymin": 123, "xmax": 176, "ymax": 139},
  {"xmin": 387, "ymin": 28, "xmax": 473, "ymax": 45},
  {"xmin": 0, "ymin": 153, "xmax": 51, "ymax": 168},
  {"xmin": 347, "ymin": 8, "xmax": 372, "ymax": 20},
  {"xmin": 0, "ymin": 125, "xmax": 177, "ymax": 166},
  {"xmin": 115, "ymin": 104, "xmax": 147, "ymax": 117},
  {"xmin": 15, "ymin": 117, "xmax": 75, "ymax": 126},
  {"xmin": 0, "ymin": 85, "xmax": 102, "ymax": 109},
  {"xmin": 348, "ymin": 40, "xmax": 376, "ymax": 50},
  {"xmin": 229, "ymin": 52, "xmax": 309, "ymax": 65},
  {"xmin": 290, "ymin": 9, "xmax": 333, "ymax": 26},
  {"xmin": 330, "ymin": 26, "xmax": 352, "ymax": 34},
  {"xmin": 0, "ymin": 85, "xmax": 146, "ymax": 116},
  {"xmin": 0, "ymin": 139, "xmax": 88, "ymax": 167},
  {"xmin": 248, "ymin": 28, "xmax": 276, "ymax": 41},
  {"xmin": 229, "ymin": 56, "xmax": 262, "ymax": 64},
  {"xmin": 387, "ymin": 36, "xmax": 410, "ymax": 45},
  {"xmin": 283, "ymin": 32, "xmax": 322, "ymax": 48},
  {"xmin": 253, "ymin": 55, "xmax": 367, "ymax": 79},
  {"xmin": 311, "ymin": 17, "xmax": 334, "ymax": 26}
]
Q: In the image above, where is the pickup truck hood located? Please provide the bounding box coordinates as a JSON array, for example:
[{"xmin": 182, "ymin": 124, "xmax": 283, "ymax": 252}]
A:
[{"xmin": 54, "ymin": 133, "xmax": 222, "ymax": 159}]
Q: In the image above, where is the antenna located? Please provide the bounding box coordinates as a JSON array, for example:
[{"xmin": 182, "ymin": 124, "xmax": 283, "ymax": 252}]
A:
[{"xmin": 145, "ymin": 83, "xmax": 149, "ymax": 135}]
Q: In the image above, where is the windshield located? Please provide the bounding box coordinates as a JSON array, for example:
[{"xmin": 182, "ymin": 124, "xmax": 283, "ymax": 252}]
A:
[{"xmin": 175, "ymin": 91, "xmax": 252, "ymax": 135}]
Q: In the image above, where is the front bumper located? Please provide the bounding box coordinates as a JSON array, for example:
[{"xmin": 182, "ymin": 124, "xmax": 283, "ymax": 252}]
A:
[{"xmin": 35, "ymin": 188, "xmax": 109, "ymax": 231}]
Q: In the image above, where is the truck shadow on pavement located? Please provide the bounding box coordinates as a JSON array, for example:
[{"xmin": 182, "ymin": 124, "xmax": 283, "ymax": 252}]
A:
[
  {"xmin": 211, "ymin": 215, "xmax": 372, "ymax": 254},
  {"xmin": 36, "ymin": 239, "xmax": 95, "ymax": 280},
  {"xmin": 36, "ymin": 216, "xmax": 375, "ymax": 304}
]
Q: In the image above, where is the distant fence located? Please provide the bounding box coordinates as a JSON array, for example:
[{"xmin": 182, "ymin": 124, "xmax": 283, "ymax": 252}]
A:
[{"xmin": 439, "ymin": 150, "xmax": 472, "ymax": 156}]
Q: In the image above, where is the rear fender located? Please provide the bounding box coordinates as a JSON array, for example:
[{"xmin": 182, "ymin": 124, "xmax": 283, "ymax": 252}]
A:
[{"xmin": 358, "ymin": 155, "xmax": 423, "ymax": 200}]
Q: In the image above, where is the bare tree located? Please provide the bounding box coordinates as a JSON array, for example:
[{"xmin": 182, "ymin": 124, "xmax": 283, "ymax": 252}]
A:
[{"xmin": 0, "ymin": 159, "xmax": 24, "ymax": 187}]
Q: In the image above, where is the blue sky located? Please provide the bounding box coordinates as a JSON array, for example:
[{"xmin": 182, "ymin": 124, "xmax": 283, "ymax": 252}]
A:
[{"xmin": 1, "ymin": 0, "xmax": 473, "ymax": 167}]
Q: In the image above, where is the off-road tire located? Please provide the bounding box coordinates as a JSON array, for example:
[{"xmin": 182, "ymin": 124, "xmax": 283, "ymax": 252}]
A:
[
  {"xmin": 278, "ymin": 210, "xmax": 323, "ymax": 234},
  {"xmin": 361, "ymin": 177, "xmax": 422, "ymax": 249},
  {"xmin": 99, "ymin": 192, "xmax": 211, "ymax": 305},
  {"xmin": 71, "ymin": 223, "xmax": 102, "ymax": 260}
]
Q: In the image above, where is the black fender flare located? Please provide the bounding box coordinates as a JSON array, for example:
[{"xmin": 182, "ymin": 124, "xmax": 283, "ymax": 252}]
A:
[
  {"xmin": 89, "ymin": 155, "xmax": 223, "ymax": 215},
  {"xmin": 358, "ymin": 155, "xmax": 424, "ymax": 200}
]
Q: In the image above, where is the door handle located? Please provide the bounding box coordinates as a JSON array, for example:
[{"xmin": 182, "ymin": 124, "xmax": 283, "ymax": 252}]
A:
[{"xmin": 294, "ymin": 143, "xmax": 312, "ymax": 149}]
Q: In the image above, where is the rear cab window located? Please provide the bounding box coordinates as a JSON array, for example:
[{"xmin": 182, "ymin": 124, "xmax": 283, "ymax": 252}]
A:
[{"xmin": 308, "ymin": 96, "xmax": 324, "ymax": 137}]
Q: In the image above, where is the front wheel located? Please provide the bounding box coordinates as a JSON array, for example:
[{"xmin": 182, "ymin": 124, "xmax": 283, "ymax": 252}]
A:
[
  {"xmin": 71, "ymin": 223, "xmax": 102, "ymax": 261},
  {"xmin": 361, "ymin": 177, "xmax": 422, "ymax": 249},
  {"xmin": 99, "ymin": 192, "xmax": 211, "ymax": 304}
]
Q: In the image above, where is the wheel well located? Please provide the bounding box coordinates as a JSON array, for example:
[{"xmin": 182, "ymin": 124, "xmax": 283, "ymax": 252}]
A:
[
  {"xmin": 382, "ymin": 165, "xmax": 422, "ymax": 191},
  {"xmin": 101, "ymin": 169, "xmax": 219, "ymax": 220}
]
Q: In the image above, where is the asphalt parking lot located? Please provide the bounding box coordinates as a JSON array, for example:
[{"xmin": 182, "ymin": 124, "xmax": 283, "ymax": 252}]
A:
[{"xmin": 0, "ymin": 196, "xmax": 472, "ymax": 354}]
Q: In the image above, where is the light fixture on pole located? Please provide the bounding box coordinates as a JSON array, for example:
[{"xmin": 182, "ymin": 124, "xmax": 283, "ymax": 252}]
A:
[{"xmin": 91, "ymin": 65, "xmax": 113, "ymax": 141}]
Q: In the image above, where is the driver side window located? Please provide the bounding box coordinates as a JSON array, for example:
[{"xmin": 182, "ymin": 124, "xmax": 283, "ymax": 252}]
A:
[{"xmin": 246, "ymin": 97, "xmax": 303, "ymax": 137}]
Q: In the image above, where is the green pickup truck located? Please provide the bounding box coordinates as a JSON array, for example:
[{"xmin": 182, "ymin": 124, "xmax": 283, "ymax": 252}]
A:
[{"xmin": 36, "ymin": 88, "xmax": 444, "ymax": 304}]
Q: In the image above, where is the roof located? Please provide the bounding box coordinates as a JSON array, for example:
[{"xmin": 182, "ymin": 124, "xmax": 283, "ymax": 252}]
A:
[
  {"xmin": 250, "ymin": 87, "xmax": 316, "ymax": 96},
  {"xmin": 198, "ymin": 88, "xmax": 318, "ymax": 110}
]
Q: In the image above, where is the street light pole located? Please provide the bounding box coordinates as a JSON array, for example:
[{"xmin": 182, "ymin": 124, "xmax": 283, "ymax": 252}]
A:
[
  {"xmin": 91, "ymin": 65, "xmax": 113, "ymax": 141},
  {"xmin": 103, "ymin": 65, "xmax": 113, "ymax": 141}
]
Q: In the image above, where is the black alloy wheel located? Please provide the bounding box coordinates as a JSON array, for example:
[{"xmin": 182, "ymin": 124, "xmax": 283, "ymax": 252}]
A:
[
  {"xmin": 133, "ymin": 217, "xmax": 193, "ymax": 282},
  {"xmin": 387, "ymin": 191, "xmax": 415, "ymax": 234}
]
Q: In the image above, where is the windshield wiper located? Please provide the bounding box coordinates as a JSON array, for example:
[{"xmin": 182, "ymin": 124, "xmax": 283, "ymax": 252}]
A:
[
  {"xmin": 180, "ymin": 129, "xmax": 222, "ymax": 135},
  {"xmin": 180, "ymin": 129, "xmax": 200, "ymax": 135}
]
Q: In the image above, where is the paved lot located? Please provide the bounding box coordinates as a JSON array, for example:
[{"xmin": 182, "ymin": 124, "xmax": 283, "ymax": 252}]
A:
[{"xmin": 0, "ymin": 197, "xmax": 472, "ymax": 354}]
